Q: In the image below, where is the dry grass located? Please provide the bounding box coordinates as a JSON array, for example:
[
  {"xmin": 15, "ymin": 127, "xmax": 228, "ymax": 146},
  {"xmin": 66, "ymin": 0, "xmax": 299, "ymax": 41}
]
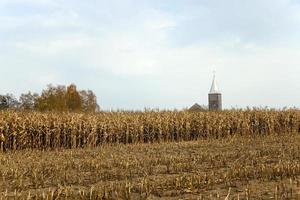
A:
[{"xmin": 1, "ymin": 134, "xmax": 300, "ymax": 199}]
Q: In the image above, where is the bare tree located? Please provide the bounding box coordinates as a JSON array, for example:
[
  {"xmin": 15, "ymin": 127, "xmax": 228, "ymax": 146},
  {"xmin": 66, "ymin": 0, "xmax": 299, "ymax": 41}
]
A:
[{"xmin": 19, "ymin": 92, "xmax": 39, "ymax": 110}]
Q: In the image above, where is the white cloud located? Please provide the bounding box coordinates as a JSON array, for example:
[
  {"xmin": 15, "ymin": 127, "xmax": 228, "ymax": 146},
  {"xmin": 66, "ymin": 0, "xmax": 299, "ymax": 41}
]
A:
[
  {"xmin": 1, "ymin": 0, "xmax": 300, "ymax": 109},
  {"xmin": 0, "ymin": 0, "xmax": 54, "ymax": 6}
]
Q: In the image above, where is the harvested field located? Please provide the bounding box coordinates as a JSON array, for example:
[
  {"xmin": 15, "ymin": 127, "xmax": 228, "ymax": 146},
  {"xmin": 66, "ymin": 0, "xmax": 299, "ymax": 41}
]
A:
[{"xmin": 1, "ymin": 133, "xmax": 300, "ymax": 199}]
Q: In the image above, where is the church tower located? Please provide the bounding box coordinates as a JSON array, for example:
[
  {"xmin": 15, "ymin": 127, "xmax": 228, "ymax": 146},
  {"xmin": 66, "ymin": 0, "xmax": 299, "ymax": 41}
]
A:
[{"xmin": 208, "ymin": 72, "xmax": 222, "ymax": 111}]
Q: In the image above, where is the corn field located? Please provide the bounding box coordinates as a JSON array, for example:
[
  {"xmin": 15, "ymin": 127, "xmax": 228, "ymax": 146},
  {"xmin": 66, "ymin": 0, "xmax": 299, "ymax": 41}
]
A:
[{"xmin": 0, "ymin": 109, "xmax": 299, "ymax": 151}]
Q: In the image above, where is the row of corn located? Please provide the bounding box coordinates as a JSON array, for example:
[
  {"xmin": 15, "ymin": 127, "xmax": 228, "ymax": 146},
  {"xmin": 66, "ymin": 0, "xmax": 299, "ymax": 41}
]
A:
[{"xmin": 0, "ymin": 109, "xmax": 299, "ymax": 151}]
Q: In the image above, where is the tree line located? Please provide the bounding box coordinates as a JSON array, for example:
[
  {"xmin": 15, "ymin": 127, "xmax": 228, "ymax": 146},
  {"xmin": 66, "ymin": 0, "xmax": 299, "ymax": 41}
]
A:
[{"xmin": 0, "ymin": 84, "xmax": 99, "ymax": 112}]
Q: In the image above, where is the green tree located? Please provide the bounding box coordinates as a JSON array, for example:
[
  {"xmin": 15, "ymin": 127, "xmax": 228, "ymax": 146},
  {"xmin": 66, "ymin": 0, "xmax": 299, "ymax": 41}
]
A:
[
  {"xmin": 34, "ymin": 84, "xmax": 99, "ymax": 112},
  {"xmin": 36, "ymin": 85, "xmax": 67, "ymax": 111}
]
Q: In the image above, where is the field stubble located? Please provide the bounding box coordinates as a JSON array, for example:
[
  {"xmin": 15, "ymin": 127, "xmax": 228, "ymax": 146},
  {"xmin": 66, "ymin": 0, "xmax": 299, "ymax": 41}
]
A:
[{"xmin": 1, "ymin": 134, "xmax": 300, "ymax": 199}]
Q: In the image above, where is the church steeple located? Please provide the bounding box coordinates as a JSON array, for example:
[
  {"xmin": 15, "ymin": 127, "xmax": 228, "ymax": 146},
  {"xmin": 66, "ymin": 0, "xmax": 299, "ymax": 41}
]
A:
[
  {"xmin": 208, "ymin": 72, "xmax": 222, "ymax": 111},
  {"xmin": 209, "ymin": 72, "xmax": 220, "ymax": 94}
]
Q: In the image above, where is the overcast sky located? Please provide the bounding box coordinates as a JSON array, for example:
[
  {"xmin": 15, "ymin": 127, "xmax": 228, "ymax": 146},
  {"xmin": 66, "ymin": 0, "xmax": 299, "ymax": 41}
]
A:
[{"xmin": 1, "ymin": 0, "xmax": 300, "ymax": 110}]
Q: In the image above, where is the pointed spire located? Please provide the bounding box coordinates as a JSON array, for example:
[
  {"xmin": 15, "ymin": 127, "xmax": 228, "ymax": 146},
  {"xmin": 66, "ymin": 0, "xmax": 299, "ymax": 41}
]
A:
[{"xmin": 209, "ymin": 71, "xmax": 220, "ymax": 94}]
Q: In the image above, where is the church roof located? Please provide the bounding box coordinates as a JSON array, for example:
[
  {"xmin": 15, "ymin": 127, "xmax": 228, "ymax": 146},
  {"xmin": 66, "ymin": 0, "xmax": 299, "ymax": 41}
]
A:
[
  {"xmin": 209, "ymin": 73, "xmax": 221, "ymax": 94},
  {"xmin": 189, "ymin": 103, "xmax": 206, "ymax": 112}
]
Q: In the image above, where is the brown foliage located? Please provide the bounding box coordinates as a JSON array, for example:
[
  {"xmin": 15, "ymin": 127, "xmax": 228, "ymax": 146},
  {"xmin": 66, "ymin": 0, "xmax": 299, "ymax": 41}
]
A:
[{"xmin": 29, "ymin": 84, "xmax": 99, "ymax": 112}]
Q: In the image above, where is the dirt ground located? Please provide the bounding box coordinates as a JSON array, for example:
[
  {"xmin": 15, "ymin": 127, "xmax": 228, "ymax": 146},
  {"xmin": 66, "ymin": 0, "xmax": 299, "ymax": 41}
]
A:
[{"xmin": 1, "ymin": 133, "xmax": 300, "ymax": 199}]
